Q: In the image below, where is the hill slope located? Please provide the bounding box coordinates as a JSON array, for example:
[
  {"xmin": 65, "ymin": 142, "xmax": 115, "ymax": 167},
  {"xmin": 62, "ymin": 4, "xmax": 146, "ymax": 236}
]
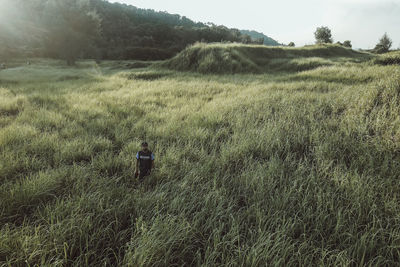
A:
[
  {"xmin": 240, "ymin": 30, "xmax": 280, "ymax": 46},
  {"xmin": 162, "ymin": 43, "xmax": 372, "ymax": 73}
]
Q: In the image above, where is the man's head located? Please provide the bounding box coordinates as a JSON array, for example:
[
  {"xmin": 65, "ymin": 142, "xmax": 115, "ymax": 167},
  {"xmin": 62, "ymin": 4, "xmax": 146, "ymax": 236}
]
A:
[{"xmin": 141, "ymin": 142, "xmax": 149, "ymax": 152}]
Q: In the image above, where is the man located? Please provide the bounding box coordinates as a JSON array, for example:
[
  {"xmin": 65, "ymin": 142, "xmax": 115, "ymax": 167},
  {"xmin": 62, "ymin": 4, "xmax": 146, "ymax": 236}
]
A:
[{"xmin": 135, "ymin": 142, "xmax": 155, "ymax": 181}]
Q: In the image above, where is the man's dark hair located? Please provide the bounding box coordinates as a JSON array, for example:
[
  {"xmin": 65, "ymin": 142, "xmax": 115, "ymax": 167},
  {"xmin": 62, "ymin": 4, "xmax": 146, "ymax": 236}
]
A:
[{"xmin": 141, "ymin": 142, "xmax": 148, "ymax": 146}]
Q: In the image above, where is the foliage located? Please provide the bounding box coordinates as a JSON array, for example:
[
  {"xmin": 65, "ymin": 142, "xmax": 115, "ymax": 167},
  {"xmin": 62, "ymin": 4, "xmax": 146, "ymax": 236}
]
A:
[
  {"xmin": 288, "ymin": 42, "xmax": 295, "ymax": 47},
  {"xmin": 343, "ymin": 40, "xmax": 352, "ymax": 48},
  {"xmin": 374, "ymin": 33, "xmax": 392, "ymax": 54},
  {"xmin": 240, "ymin": 30, "xmax": 280, "ymax": 46},
  {"xmin": 0, "ymin": 0, "xmax": 266, "ymax": 62},
  {"xmin": 43, "ymin": 0, "xmax": 102, "ymax": 65},
  {"xmin": 0, "ymin": 0, "xmax": 43, "ymax": 61},
  {"xmin": 314, "ymin": 26, "xmax": 333, "ymax": 44}
]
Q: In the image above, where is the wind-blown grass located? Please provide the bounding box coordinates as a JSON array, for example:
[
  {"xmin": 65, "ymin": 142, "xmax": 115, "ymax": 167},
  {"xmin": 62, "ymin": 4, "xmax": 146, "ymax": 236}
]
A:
[
  {"xmin": 0, "ymin": 48, "xmax": 400, "ymax": 266},
  {"xmin": 373, "ymin": 51, "xmax": 400, "ymax": 66},
  {"xmin": 162, "ymin": 43, "xmax": 372, "ymax": 73}
]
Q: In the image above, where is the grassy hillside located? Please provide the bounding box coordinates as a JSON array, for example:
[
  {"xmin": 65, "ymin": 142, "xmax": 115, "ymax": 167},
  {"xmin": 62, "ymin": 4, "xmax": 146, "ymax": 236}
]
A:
[
  {"xmin": 1, "ymin": 47, "xmax": 400, "ymax": 265},
  {"xmin": 162, "ymin": 43, "xmax": 372, "ymax": 74}
]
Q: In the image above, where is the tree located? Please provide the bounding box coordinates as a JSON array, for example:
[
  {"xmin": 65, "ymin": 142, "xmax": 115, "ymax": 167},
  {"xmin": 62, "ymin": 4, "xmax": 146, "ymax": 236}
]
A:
[
  {"xmin": 254, "ymin": 38, "xmax": 264, "ymax": 45},
  {"xmin": 43, "ymin": 0, "xmax": 101, "ymax": 65},
  {"xmin": 0, "ymin": 41, "xmax": 18, "ymax": 63},
  {"xmin": 0, "ymin": 0, "xmax": 45, "ymax": 60},
  {"xmin": 240, "ymin": 35, "xmax": 252, "ymax": 44},
  {"xmin": 343, "ymin": 40, "xmax": 352, "ymax": 48},
  {"xmin": 314, "ymin": 26, "xmax": 333, "ymax": 44},
  {"xmin": 288, "ymin": 42, "xmax": 295, "ymax": 47},
  {"xmin": 374, "ymin": 33, "xmax": 392, "ymax": 54}
]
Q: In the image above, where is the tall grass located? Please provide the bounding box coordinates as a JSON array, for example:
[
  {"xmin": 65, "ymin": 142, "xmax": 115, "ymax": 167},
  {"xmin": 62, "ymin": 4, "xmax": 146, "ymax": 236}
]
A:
[
  {"xmin": 1, "ymin": 51, "xmax": 400, "ymax": 266},
  {"xmin": 162, "ymin": 43, "xmax": 373, "ymax": 73},
  {"xmin": 373, "ymin": 51, "xmax": 400, "ymax": 66}
]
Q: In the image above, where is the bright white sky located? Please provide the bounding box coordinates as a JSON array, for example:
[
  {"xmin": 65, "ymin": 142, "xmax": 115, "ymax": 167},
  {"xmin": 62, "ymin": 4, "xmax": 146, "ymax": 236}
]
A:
[{"xmin": 112, "ymin": 0, "xmax": 400, "ymax": 49}]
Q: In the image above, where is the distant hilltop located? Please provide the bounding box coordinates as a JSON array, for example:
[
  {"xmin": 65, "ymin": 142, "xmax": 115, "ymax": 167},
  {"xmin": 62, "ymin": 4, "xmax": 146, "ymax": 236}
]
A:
[{"xmin": 240, "ymin": 30, "xmax": 281, "ymax": 46}]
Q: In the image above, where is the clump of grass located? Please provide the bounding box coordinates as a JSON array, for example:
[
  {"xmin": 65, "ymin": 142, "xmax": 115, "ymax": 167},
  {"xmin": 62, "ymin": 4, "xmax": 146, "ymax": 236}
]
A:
[
  {"xmin": 125, "ymin": 62, "xmax": 153, "ymax": 69},
  {"xmin": 57, "ymin": 75, "xmax": 82, "ymax": 81},
  {"xmin": 0, "ymin": 89, "xmax": 24, "ymax": 117},
  {"xmin": 105, "ymin": 60, "xmax": 154, "ymax": 70},
  {"xmin": 124, "ymin": 71, "xmax": 172, "ymax": 81}
]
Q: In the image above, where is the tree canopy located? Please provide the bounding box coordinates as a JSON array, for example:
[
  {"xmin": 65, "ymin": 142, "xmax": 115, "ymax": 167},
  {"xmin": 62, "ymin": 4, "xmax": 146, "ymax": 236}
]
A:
[
  {"xmin": 374, "ymin": 33, "xmax": 392, "ymax": 54},
  {"xmin": 343, "ymin": 40, "xmax": 352, "ymax": 48},
  {"xmin": 314, "ymin": 26, "xmax": 333, "ymax": 44}
]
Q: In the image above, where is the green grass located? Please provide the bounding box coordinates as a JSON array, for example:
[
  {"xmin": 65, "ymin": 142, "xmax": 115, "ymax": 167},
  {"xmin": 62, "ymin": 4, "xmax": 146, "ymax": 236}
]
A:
[
  {"xmin": 161, "ymin": 43, "xmax": 373, "ymax": 74},
  {"xmin": 1, "ymin": 46, "xmax": 400, "ymax": 266},
  {"xmin": 373, "ymin": 51, "xmax": 400, "ymax": 66}
]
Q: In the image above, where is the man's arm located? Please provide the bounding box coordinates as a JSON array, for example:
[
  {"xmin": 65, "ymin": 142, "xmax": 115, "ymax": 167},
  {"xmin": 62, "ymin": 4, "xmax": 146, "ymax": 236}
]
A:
[
  {"xmin": 151, "ymin": 153, "xmax": 155, "ymax": 171},
  {"xmin": 135, "ymin": 152, "xmax": 139, "ymax": 175}
]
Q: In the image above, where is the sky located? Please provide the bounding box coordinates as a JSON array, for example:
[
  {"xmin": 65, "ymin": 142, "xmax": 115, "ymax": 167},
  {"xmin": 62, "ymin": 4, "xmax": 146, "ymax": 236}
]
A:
[{"xmin": 111, "ymin": 0, "xmax": 400, "ymax": 49}]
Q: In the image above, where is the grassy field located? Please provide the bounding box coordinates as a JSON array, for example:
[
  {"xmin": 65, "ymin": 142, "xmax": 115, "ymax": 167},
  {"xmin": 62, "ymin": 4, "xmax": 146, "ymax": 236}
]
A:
[{"xmin": 1, "ymin": 45, "xmax": 400, "ymax": 266}]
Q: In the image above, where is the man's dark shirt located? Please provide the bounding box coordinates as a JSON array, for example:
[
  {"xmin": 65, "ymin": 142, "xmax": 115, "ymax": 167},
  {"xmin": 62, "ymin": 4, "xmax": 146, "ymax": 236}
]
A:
[{"xmin": 136, "ymin": 150, "xmax": 155, "ymax": 174}]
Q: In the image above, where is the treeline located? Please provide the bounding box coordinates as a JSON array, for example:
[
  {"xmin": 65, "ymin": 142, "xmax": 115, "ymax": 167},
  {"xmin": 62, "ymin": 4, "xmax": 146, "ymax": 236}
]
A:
[
  {"xmin": 313, "ymin": 26, "xmax": 394, "ymax": 54},
  {"xmin": 0, "ymin": 0, "xmax": 278, "ymax": 63},
  {"xmin": 240, "ymin": 30, "xmax": 281, "ymax": 46}
]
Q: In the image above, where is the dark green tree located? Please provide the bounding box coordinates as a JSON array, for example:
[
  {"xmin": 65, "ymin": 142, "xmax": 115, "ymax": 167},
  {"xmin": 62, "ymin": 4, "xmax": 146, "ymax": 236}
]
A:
[
  {"xmin": 288, "ymin": 42, "xmax": 295, "ymax": 47},
  {"xmin": 0, "ymin": 0, "xmax": 45, "ymax": 61},
  {"xmin": 314, "ymin": 26, "xmax": 333, "ymax": 44},
  {"xmin": 343, "ymin": 40, "xmax": 352, "ymax": 48},
  {"xmin": 254, "ymin": 38, "xmax": 264, "ymax": 45},
  {"xmin": 43, "ymin": 0, "xmax": 101, "ymax": 64},
  {"xmin": 374, "ymin": 33, "xmax": 392, "ymax": 54},
  {"xmin": 240, "ymin": 35, "xmax": 252, "ymax": 44}
]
